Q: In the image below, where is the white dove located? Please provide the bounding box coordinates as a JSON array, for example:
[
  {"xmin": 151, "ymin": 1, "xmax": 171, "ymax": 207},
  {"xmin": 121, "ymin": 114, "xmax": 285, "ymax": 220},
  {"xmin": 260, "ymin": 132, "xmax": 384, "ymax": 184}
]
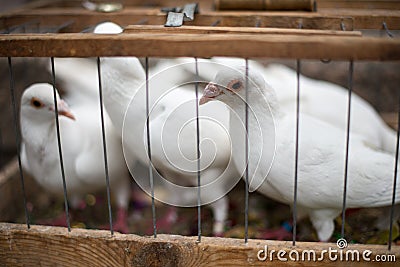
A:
[
  {"xmin": 20, "ymin": 83, "xmax": 131, "ymax": 233},
  {"xmin": 177, "ymin": 57, "xmax": 397, "ymax": 154},
  {"xmin": 179, "ymin": 58, "xmax": 398, "ymax": 239},
  {"xmin": 199, "ymin": 66, "xmax": 400, "ymax": 241},
  {"xmin": 94, "ymin": 22, "xmax": 239, "ymax": 236}
]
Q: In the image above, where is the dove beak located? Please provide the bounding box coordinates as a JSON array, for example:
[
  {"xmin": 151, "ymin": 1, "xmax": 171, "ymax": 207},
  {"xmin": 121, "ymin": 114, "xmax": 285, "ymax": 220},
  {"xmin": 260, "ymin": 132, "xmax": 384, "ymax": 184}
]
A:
[
  {"xmin": 50, "ymin": 100, "xmax": 76, "ymax": 120},
  {"xmin": 199, "ymin": 83, "xmax": 223, "ymax": 105}
]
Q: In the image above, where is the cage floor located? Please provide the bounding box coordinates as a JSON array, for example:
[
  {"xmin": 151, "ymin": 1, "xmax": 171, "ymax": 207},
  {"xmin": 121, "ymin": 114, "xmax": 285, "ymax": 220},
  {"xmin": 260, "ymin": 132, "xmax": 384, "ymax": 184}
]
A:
[{"xmin": 7, "ymin": 175, "xmax": 399, "ymax": 245}]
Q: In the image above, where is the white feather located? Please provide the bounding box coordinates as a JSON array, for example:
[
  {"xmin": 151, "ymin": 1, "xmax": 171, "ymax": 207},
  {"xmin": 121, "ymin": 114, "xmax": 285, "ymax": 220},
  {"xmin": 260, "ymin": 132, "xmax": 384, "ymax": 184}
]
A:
[
  {"xmin": 20, "ymin": 83, "xmax": 130, "ymax": 230},
  {"xmin": 204, "ymin": 67, "xmax": 400, "ymax": 241}
]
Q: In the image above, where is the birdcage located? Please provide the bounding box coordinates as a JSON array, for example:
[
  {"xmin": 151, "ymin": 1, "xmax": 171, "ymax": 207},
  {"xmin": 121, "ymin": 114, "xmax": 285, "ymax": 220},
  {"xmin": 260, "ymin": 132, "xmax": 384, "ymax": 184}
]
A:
[{"xmin": 0, "ymin": 0, "xmax": 400, "ymax": 266}]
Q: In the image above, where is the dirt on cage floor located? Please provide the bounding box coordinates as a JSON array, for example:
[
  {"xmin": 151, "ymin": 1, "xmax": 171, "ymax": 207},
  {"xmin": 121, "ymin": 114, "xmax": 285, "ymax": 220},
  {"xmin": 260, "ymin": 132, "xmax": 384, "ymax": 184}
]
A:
[
  {"xmin": 0, "ymin": 57, "xmax": 399, "ymax": 245},
  {"xmin": 7, "ymin": 172, "xmax": 400, "ymax": 245}
]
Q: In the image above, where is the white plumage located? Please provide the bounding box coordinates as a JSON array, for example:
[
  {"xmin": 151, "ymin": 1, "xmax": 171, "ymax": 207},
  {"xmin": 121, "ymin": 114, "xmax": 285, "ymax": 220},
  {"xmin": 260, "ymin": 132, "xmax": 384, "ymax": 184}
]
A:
[
  {"xmin": 200, "ymin": 67, "xmax": 400, "ymax": 241},
  {"xmin": 179, "ymin": 57, "xmax": 397, "ymax": 153},
  {"xmin": 94, "ymin": 22, "xmax": 239, "ymax": 235},
  {"xmin": 20, "ymin": 83, "xmax": 130, "ymax": 232}
]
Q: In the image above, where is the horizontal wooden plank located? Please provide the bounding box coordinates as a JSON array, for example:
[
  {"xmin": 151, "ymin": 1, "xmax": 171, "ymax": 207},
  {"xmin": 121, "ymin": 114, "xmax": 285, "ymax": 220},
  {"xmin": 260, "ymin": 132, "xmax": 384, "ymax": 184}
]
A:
[
  {"xmin": 321, "ymin": 8, "xmax": 400, "ymax": 29},
  {"xmin": 214, "ymin": 0, "xmax": 316, "ymax": 11},
  {"xmin": 317, "ymin": 0, "xmax": 400, "ymax": 10},
  {"xmin": 1, "ymin": 223, "xmax": 399, "ymax": 267},
  {"xmin": 42, "ymin": 0, "xmax": 400, "ymax": 11},
  {"xmin": 124, "ymin": 25, "xmax": 362, "ymax": 36},
  {"xmin": 2, "ymin": 1, "xmax": 400, "ymax": 31},
  {"xmin": 0, "ymin": 33, "xmax": 399, "ymax": 60},
  {"xmin": 0, "ymin": 8, "xmax": 355, "ymax": 32}
]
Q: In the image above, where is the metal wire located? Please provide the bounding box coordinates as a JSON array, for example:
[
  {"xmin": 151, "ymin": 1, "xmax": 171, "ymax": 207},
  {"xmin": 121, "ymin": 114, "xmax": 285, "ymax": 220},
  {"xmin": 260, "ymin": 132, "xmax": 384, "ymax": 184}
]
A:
[
  {"xmin": 341, "ymin": 61, "xmax": 354, "ymax": 239},
  {"xmin": 387, "ymin": 23, "xmax": 398, "ymax": 251},
  {"xmin": 8, "ymin": 57, "xmax": 30, "ymax": 229},
  {"xmin": 96, "ymin": 57, "xmax": 114, "ymax": 235},
  {"xmin": 293, "ymin": 59, "xmax": 301, "ymax": 246},
  {"xmin": 50, "ymin": 57, "xmax": 71, "ymax": 232},
  {"xmin": 211, "ymin": 20, "xmax": 221, "ymax": 26},
  {"xmin": 41, "ymin": 20, "xmax": 75, "ymax": 33},
  {"xmin": 1, "ymin": 20, "xmax": 40, "ymax": 34},
  {"xmin": 292, "ymin": 21, "xmax": 303, "ymax": 246},
  {"xmin": 340, "ymin": 21, "xmax": 346, "ymax": 31},
  {"xmin": 388, "ymin": 93, "xmax": 400, "ymax": 251},
  {"xmin": 145, "ymin": 57, "xmax": 157, "ymax": 238},
  {"xmin": 382, "ymin": 22, "xmax": 394, "ymax": 38},
  {"xmin": 244, "ymin": 58, "xmax": 249, "ymax": 243},
  {"xmin": 194, "ymin": 57, "xmax": 202, "ymax": 242}
]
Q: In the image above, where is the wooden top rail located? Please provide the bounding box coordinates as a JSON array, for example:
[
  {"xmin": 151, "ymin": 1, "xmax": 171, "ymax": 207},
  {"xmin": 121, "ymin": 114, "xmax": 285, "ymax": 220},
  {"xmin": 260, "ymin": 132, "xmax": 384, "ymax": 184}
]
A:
[
  {"xmin": 1, "ymin": 223, "xmax": 399, "ymax": 267},
  {"xmin": 320, "ymin": 9, "xmax": 400, "ymax": 29},
  {"xmin": 123, "ymin": 25, "xmax": 363, "ymax": 36},
  {"xmin": 0, "ymin": 8, "xmax": 355, "ymax": 32},
  {"xmin": 316, "ymin": 0, "xmax": 400, "ymax": 9},
  {"xmin": 0, "ymin": 33, "xmax": 398, "ymax": 60},
  {"xmin": 2, "ymin": 5, "xmax": 400, "ymax": 31}
]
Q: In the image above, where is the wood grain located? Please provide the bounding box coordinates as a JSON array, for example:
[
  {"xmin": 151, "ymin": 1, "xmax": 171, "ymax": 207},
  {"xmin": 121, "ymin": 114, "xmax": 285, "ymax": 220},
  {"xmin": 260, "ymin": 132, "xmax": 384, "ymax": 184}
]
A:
[
  {"xmin": 0, "ymin": 33, "xmax": 399, "ymax": 60},
  {"xmin": 0, "ymin": 8, "xmax": 355, "ymax": 32},
  {"xmin": 123, "ymin": 25, "xmax": 362, "ymax": 36},
  {"xmin": 214, "ymin": 0, "xmax": 315, "ymax": 11},
  {"xmin": 317, "ymin": 0, "xmax": 400, "ymax": 10},
  {"xmin": 320, "ymin": 9, "xmax": 400, "ymax": 29},
  {"xmin": 1, "ymin": 223, "xmax": 399, "ymax": 267}
]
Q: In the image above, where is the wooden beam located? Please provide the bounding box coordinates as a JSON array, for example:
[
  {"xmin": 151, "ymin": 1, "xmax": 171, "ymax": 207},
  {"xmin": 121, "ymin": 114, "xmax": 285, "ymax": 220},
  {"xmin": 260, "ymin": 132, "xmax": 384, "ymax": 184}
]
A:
[
  {"xmin": 1, "ymin": 223, "xmax": 399, "ymax": 267},
  {"xmin": 0, "ymin": 8, "xmax": 355, "ymax": 32},
  {"xmin": 214, "ymin": 0, "xmax": 316, "ymax": 11},
  {"xmin": 317, "ymin": 0, "xmax": 400, "ymax": 10},
  {"xmin": 320, "ymin": 9, "xmax": 400, "ymax": 29},
  {"xmin": 123, "ymin": 25, "xmax": 362, "ymax": 36},
  {"xmin": 0, "ymin": 0, "xmax": 56, "ymax": 16},
  {"xmin": 0, "ymin": 33, "xmax": 399, "ymax": 60}
]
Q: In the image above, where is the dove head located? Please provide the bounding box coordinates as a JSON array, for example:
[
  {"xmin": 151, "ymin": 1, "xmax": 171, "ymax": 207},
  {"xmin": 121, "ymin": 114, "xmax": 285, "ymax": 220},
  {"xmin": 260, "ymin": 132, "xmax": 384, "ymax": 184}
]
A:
[
  {"xmin": 21, "ymin": 83, "xmax": 75, "ymax": 122},
  {"xmin": 199, "ymin": 66, "xmax": 267, "ymax": 108}
]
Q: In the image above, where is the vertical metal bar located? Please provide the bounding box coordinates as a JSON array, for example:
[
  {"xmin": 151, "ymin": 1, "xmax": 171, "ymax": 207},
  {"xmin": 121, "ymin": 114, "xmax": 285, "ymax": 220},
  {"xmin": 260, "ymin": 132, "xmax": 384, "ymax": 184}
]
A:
[
  {"xmin": 145, "ymin": 57, "xmax": 157, "ymax": 238},
  {"xmin": 0, "ymin": 123, "xmax": 3, "ymax": 168},
  {"xmin": 293, "ymin": 59, "xmax": 301, "ymax": 246},
  {"xmin": 340, "ymin": 21, "xmax": 346, "ymax": 31},
  {"xmin": 382, "ymin": 22, "xmax": 394, "ymax": 38},
  {"xmin": 385, "ymin": 22, "xmax": 398, "ymax": 251},
  {"xmin": 388, "ymin": 94, "xmax": 400, "ymax": 251},
  {"xmin": 97, "ymin": 57, "xmax": 114, "ymax": 235},
  {"xmin": 50, "ymin": 57, "xmax": 71, "ymax": 232},
  {"xmin": 341, "ymin": 61, "xmax": 354, "ymax": 239},
  {"xmin": 244, "ymin": 59, "xmax": 249, "ymax": 244},
  {"xmin": 194, "ymin": 57, "xmax": 202, "ymax": 242},
  {"xmin": 293, "ymin": 21, "xmax": 303, "ymax": 246},
  {"xmin": 8, "ymin": 57, "xmax": 30, "ymax": 229}
]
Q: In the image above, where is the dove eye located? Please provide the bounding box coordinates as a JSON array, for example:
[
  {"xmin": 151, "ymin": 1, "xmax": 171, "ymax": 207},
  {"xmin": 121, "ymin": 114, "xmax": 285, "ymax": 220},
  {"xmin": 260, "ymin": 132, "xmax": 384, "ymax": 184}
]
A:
[
  {"xmin": 31, "ymin": 98, "xmax": 44, "ymax": 109},
  {"xmin": 228, "ymin": 80, "xmax": 243, "ymax": 91}
]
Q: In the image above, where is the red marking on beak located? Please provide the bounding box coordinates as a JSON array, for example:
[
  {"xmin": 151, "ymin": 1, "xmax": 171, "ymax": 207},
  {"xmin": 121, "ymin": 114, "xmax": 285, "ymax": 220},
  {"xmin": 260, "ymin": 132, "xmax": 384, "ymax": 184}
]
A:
[
  {"xmin": 50, "ymin": 100, "xmax": 75, "ymax": 120},
  {"xmin": 199, "ymin": 83, "xmax": 223, "ymax": 105}
]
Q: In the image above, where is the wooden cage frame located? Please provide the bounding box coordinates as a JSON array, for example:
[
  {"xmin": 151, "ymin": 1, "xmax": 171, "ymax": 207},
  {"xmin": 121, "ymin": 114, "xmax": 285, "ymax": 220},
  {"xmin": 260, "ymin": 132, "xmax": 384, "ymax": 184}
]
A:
[{"xmin": 1, "ymin": 0, "xmax": 400, "ymax": 266}]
